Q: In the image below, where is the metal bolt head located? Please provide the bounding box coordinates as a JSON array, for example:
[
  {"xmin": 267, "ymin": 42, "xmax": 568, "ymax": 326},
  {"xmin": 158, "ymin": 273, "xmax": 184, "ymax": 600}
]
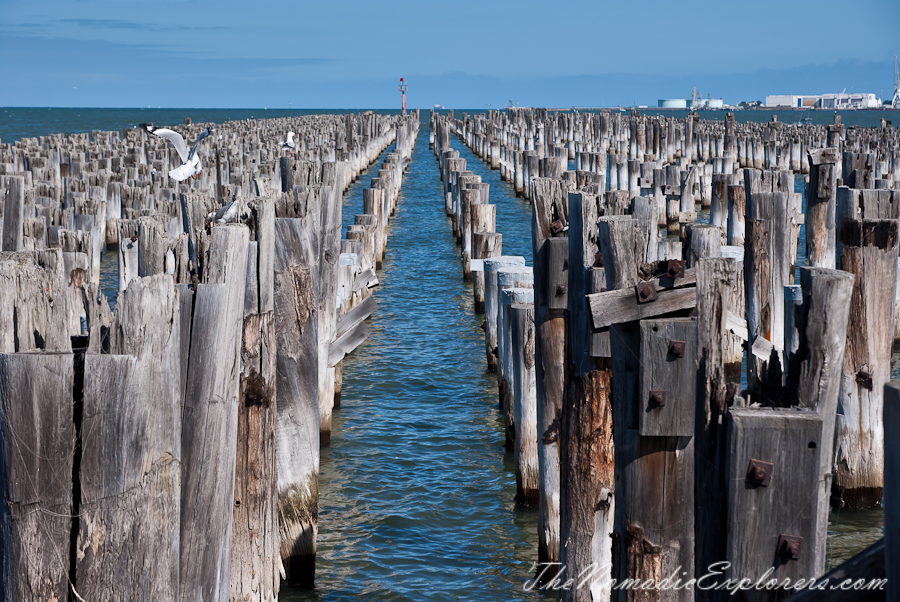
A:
[
  {"xmin": 778, "ymin": 534, "xmax": 802, "ymax": 560},
  {"xmin": 669, "ymin": 340, "xmax": 686, "ymax": 358},
  {"xmin": 746, "ymin": 459, "xmax": 773, "ymax": 487},
  {"xmin": 550, "ymin": 220, "xmax": 564, "ymax": 235},
  {"xmin": 636, "ymin": 282, "xmax": 657, "ymax": 304},
  {"xmin": 666, "ymin": 259, "xmax": 685, "ymax": 279},
  {"xmin": 649, "ymin": 390, "xmax": 667, "ymax": 407},
  {"xmin": 556, "ymin": 283, "xmax": 567, "ymax": 296}
]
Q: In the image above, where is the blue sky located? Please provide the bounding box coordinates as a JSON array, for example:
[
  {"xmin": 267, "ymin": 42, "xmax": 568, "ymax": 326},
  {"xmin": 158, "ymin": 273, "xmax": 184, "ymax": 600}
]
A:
[{"xmin": 0, "ymin": 0, "xmax": 897, "ymax": 108}]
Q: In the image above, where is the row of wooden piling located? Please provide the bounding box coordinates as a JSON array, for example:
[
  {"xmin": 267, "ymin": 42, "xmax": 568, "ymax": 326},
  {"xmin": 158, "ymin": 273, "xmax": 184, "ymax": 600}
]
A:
[
  {"xmin": 0, "ymin": 110, "xmax": 418, "ymax": 601},
  {"xmin": 432, "ymin": 106, "xmax": 899, "ymax": 601}
]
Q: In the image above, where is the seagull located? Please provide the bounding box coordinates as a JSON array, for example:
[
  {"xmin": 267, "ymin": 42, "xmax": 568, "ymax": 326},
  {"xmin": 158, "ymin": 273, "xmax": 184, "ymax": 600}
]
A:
[
  {"xmin": 144, "ymin": 125, "xmax": 214, "ymax": 181},
  {"xmin": 207, "ymin": 199, "xmax": 239, "ymax": 225},
  {"xmin": 281, "ymin": 131, "xmax": 296, "ymax": 157}
]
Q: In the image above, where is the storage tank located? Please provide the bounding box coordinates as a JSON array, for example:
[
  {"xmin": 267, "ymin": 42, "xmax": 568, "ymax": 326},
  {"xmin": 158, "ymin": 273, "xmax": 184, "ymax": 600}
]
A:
[
  {"xmin": 708, "ymin": 99, "xmax": 724, "ymax": 109},
  {"xmin": 658, "ymin": 99, "xmax": 688, "ymax": 108}
]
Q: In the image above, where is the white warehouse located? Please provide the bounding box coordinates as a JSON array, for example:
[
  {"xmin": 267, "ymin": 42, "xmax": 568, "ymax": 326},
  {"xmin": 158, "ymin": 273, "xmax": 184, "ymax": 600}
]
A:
[{"xmin": 765, "ymin": 92, "xmax": 882, "ymax": 109}]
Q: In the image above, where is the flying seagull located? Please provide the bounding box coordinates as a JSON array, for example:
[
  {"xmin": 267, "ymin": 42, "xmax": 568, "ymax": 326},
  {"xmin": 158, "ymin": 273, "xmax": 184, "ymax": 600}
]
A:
[{"xmin": 144, "ymin": 125, "xmax": 214, "ymax": 181}]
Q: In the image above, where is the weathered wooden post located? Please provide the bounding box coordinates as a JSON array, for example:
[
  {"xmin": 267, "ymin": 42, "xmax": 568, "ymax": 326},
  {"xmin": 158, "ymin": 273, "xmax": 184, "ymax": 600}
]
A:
[
  {"xmin": 230, "ymin": 198, "xmax": 279, "ymax": 602},
  {"xmin": 885, "ymin": 381, "xmax": 900, "ymax": 601},
  {"xmin": 744, "ymin": 190, "xmax": 791, "ymax": 400},
  {"xmin": 504, "ymin": 287, "xmax": 538, "ymax": 504},
  {"xmin": 695, "ymin": 257, "xmax": 739, "ymax": 600},
  {"xmin": 180, "ymin": 224, "xmax": 250, "ymax": 602},
  {"xmin": 274, "ymin": 218, "xmax": 320, "ymax": 587},
  {"xmin": 557, "ymin": 192, "xmax": 615, "ymax": 602},
  {"xmin": 484, "ymin": 256, "xmax": 525, "ymax": 371},
  {"xmin": 833, "ymin": 218, "xmax": 899, "ymax": 509},
  {"xmin": 497, "ymin": 266, "xmax": 534, "ymax": 448},
  {"xmin": 2, "ymin": 175, "xmax": 25, "ymax": 251},
  {"xmin": 473, "ymin": 231, "xmax": 501, "ymax": 313},
  {"xmin": 77, "ymin": 274, "xmax": 185, "ymax": 601},
  {"xmin": 0, "ymin": 353, "xmax": 75, "ymax": 602},
  {"xmin": 806, "ymin": 148, "xmax": 840, "ymax": 268}
]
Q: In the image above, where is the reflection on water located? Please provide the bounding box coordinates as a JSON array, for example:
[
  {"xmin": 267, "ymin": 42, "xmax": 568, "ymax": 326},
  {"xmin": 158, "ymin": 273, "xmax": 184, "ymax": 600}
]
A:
[{"xmin": 826, "ymin": 508, "xmax": 884, "ymax": 570}]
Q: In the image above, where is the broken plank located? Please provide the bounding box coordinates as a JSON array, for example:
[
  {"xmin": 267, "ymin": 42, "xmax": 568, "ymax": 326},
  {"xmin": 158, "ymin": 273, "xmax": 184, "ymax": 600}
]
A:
[
  {"xmin": 351, "ymin": 268, "xmax": 378, "ymax": 292},
  {"xmin": 335, "ymin": 295, "xmax": 377, "ymax": 340},
  {"xmin": 328, "ymin": 319, "xmax": 370, "ymax": 367}
]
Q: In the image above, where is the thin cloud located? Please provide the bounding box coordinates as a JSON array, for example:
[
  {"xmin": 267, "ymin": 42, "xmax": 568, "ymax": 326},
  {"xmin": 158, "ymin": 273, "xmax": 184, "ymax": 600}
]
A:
[{"xmin": 59, "ymin": 18, "xmax": 229, "ymax": 32}]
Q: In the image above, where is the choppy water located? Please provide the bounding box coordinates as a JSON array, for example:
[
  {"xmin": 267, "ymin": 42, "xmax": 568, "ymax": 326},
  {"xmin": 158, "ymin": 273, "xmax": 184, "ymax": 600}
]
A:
[{"xmin": 1, "ymin": 108, "xmax": 887, "ymax": 598}]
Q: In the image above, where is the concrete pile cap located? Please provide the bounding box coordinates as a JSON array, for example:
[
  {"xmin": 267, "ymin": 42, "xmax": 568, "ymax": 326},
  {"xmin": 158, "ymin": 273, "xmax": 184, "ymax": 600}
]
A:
[
  {"xmin": 497, "ymin": 266, "xmax": 534, "ymax": 287},
  {"xmin": 484, "ymin": 256, "xmax": 526, "ymax": 272},
  {"xmin": 501, "ymin": 287, "xmax": 535, "ymax": 306}
]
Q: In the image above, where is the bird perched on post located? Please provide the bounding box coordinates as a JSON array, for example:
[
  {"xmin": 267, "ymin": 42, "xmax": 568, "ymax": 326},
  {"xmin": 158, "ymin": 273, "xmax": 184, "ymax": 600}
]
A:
[
  {"xmin": 144, "ymin": 124, "xmax": 214, "ymax": 181},
  {"xmin": 207, "ymin": 198, "xmax": 239, "ymax": 226},
  {"xmin": 281, "ymin": 131, "xmax": 296, "ymax": 157}
]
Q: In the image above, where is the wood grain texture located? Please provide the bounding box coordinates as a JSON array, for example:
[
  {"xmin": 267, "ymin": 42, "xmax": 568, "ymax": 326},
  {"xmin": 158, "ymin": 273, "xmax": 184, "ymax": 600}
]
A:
[
  {"xmin": 180, "ymin": 224, "xmax": 250, "ymax": 602},
  {"xmin": 726, "ymin": 409, "xmax": 822, "ymax": 596},
  {"xmin": 273, "ymin": 218, "xmax": 319, "ymax": 587},
  {"xmin": 639, "ymin": 319, "xmax": 697, "ymax": 436},
  {"xmin": 77, "ymin": 274, "xmax": 183, "ymax": 600},
  {"xmin": 511, "ymin": 304, "xmax": 538, "ymax": 505},
  {"xmin": 0, "ymin": 352, "xmax": 75, "ymax": 602},
  {"xmin": 806, "ymin": 148, "xmax": 839, "ymax": 269},
  {"xmin": 558, "ymin": 363, "xmax": 614, "ymax": 602},
  {"xmin": 834, "ymin": 219, "xmax": 899, "ymax": 510},
  {"xmin": 695, "ymin": 258, "xmax": 739, "ymax": 601},
  {"xmin": 231, "ymin": 197, "xmax": 280, "ymax": 602}
]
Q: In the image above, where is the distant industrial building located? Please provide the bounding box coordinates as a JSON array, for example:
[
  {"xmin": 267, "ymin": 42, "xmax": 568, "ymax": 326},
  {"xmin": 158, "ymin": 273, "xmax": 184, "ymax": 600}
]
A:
[
  {"xmin": 693, "ymin": 98, "xmax": 724, "ymax": 109},
  {"xmin": 818, "ymin": 93, "xmax": 881, "ymax": 109},
  {"xmin": 658, "ymin": 99, "xmax": 687, "ymax": 108},
  {"xmin": 765, "ymin": 95, "xmax": 817, "ymax": 108},
  {"xmin": 765, "ymin": 92, "xmax": 881, "ymax": 109}
]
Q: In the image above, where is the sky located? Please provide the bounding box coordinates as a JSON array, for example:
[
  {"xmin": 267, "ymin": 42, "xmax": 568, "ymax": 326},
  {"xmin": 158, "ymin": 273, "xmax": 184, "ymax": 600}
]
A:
[{"xmin": 0, "ymin": 0, "xmax": 898, "ymax": 109}]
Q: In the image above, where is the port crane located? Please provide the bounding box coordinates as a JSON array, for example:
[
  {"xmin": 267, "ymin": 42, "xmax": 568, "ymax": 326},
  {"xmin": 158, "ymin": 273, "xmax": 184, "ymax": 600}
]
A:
[{"xmin": 892, "ymin": 55, "xmax": 900, "ymax": 109}]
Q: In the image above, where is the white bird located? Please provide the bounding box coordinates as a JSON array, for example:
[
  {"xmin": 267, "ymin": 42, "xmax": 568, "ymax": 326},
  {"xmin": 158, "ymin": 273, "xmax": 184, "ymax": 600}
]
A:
[
  {"xmin": 144, "ymin": 124, "xmax": 214, "ymax": 181},
  {"xmin": 281, "ymin": 131, "xmax": 296, "ymax": 156},
  {"xmin": 207, "ymin": 199, "xmax": 239, "ymax": 224}
]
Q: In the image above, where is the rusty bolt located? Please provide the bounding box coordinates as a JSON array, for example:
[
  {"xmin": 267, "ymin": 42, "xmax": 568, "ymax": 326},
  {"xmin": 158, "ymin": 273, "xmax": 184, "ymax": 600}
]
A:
[
  {"xmin": 669, "ymin": 340, "xmax": 686, "ymax": 358},
  {"xmin": 856, "ymin": 370, "xmax": 873, "ymax": 391},
  {"xmin": 649, "ymin": 390, "xmax": 667, "ymax": 407},
  {"xmin": 778, "ymin": 534, "xmax": 802, "ymax": 560},
  {"xmin": 636, "ymin": 281, "xmax": 657, "ymax": 304},
  {"xmin": 550, "ymin": 220, "xmax": 564, "ymax": 235},
  {"xmin": 746, "ymin": 459, "xmax": 773, "ymax": 487},
  {"xmin": 556, "ymin": 283, "xmax": 567, "ymax": 296},
  {"xmin": 666, "ymin": 259, "xmax": 685, "ymax": 279},
  {"xmin": 542, "ymin": 421, "xmax": 559, "ymax": 444}
]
